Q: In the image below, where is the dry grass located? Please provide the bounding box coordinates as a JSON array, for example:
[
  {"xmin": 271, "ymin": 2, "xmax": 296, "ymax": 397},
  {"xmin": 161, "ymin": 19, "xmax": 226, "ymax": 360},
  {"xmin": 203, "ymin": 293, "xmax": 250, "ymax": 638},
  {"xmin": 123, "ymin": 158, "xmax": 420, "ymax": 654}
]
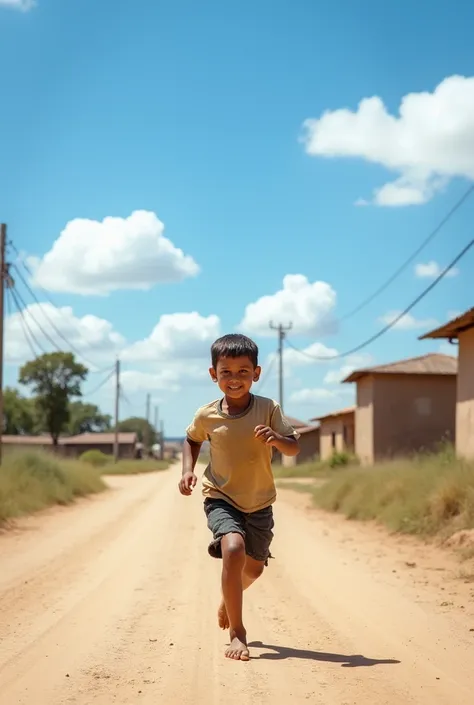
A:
[
  {"xmin": 0, "ymin": 451, "xmax": 106, "ymax": 526},
  {"xmin": 312, "ymin": 451, "xmax": 474, "ymax": 539},
  {"xmin": 103, "ymin": 459, "xmax": 171, "ymax": 475}
]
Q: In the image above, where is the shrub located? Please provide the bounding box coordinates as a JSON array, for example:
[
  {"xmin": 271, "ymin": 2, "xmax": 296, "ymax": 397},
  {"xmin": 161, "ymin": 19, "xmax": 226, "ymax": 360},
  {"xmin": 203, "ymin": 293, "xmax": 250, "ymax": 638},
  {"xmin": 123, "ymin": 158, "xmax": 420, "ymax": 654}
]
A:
[
  {"xmin": 79, "ymin": 449, "xmax": 110, "ymax": 467},
  {"xmin": 0, "ymin": 451, "xmax": 105, "ymax": 526}
]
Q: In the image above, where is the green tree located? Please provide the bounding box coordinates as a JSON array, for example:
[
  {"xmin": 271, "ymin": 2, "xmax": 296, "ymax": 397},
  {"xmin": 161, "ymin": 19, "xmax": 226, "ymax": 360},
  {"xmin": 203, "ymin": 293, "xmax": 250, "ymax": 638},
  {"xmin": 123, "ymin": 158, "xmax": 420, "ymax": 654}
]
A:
[
  {"xmin": 19, "ymin": 352, "xmax": 88, "ymax": 445},
  {"xmin": 2, "ymin": 387, "xmax": 39, "ymax": 435},
  {"xmin": 68, "ymin": 401, "xmax": 112, "ymax": 436},
  {"xmin": 116, "ymin": 416, "xmax": 157, "ymax": 446}
]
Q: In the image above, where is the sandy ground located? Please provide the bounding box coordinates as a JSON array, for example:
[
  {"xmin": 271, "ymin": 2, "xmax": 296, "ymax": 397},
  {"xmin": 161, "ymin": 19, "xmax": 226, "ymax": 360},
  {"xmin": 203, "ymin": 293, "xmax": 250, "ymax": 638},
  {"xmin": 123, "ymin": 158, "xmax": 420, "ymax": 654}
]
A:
[{"xmin": 0, "ymin": 468, "xmax": 473, "ymax": 705}]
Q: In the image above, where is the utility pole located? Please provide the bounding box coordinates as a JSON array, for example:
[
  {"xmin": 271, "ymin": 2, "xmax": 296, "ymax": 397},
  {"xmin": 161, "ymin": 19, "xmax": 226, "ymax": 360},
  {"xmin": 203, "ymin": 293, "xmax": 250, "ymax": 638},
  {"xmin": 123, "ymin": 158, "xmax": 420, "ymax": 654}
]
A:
[
  {"xmin": 160, "ymin": 419, "xmax": 164, "ymax": 461},
  {"xmin": 269, "ymin": 321, "xmax": 292, "ymax": 412},
  {"xmin": 113, "ymin": 358, "xmax": 120, "ymax": 463},
  {"xmin": 0, "ymin": 224, "xmax": 6, "ymax": 466},
  {"xmin": 145, "ymin": 393, "xmax": 151, "ymax": 452}
]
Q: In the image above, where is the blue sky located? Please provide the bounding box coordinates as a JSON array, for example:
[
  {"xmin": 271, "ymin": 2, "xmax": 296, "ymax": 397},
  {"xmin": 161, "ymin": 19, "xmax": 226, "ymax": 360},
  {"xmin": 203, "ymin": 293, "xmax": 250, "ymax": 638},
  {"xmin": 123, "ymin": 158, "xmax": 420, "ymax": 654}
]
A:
[{"xmin": 1, "ymin": 0, "xmax": 472, "ymax": 436}]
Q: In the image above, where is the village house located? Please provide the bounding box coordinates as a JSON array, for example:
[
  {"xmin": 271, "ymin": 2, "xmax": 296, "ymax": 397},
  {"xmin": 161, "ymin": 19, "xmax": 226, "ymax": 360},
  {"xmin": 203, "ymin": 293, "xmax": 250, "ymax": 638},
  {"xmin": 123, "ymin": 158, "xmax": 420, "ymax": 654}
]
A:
[
  {"xmin": 281, "ymin": 423, "xmax": 320, "ymax": 467},
  {"xmin": 420, "ymin": 308, "xmax": 474, "ymax": 459},
  {"xmin": 60, "ymin": 432, "xmax": 138, "ymax": 459},
  {"xmin": 311, "ymin": 407, "xmax": 355, "ymax": 461},
  {"xmin": 342, "ymin": 353, "xmax": 457, "ymax": 465}
]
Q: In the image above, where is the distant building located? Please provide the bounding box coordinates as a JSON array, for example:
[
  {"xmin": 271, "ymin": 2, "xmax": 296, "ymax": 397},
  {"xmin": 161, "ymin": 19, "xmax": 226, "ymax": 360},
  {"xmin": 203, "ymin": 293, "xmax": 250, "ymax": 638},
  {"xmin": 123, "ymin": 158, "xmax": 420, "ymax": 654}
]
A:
[
  {"xmin": 60, "ymin": 432, "xmax": 138, "ymax": 459},
  {"xmin": 311, "ymin": 407, "xmax": 355, "ymax": 461},
  {"xmin": 281, "ymin": 424, "xmax": 320, "ymax": 467},
  {"xmin": 421, "ymin": 308, "xmax": 474, "ymax": 459},
  {"xmin": 342, "ymin": 353, "xmax": 457, "ymax": 464}
]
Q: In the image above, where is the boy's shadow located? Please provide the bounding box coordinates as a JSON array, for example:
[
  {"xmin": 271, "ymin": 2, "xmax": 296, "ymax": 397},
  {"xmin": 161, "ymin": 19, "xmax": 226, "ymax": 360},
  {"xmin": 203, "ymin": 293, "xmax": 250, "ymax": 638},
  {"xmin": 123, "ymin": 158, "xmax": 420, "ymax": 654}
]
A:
[{"xmin": 248, "ymin": 641, "xmax": 400, "ymax": 668}]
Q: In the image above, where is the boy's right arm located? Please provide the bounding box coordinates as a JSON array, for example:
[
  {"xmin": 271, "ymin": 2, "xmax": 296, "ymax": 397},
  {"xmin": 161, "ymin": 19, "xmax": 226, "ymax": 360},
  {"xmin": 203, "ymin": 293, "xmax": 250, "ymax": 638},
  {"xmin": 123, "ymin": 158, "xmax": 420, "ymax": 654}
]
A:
[{"xmin": 178, "ymin": 437, "xmax": 202, "ymax": 496}]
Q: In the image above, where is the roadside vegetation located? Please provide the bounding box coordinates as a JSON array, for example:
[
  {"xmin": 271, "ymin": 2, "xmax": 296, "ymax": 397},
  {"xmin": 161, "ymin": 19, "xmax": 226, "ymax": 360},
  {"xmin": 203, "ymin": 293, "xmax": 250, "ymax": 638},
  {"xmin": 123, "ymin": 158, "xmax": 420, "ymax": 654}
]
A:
[
  {"xmin": 0, "ymin": 451, "xmax": 106, "ymax": 527},
  {"xmin": 79, "ymin": 449, "xmax": 171, "ymax": 474},
  {"xmin": 273, "ymin": 451, "xmax": 357, "ymax": 480},
  {"xmin": 279, "ymin": 445, "xmax": 474, "ymax": 546}
]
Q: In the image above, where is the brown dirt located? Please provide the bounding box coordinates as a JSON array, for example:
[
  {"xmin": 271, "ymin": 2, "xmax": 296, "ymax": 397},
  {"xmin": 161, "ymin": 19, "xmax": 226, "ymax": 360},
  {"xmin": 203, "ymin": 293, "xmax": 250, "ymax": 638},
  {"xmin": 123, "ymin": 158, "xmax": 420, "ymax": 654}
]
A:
[{"xmin": 0, "ymin": 470, "xmax": 473, "ymax": 704}]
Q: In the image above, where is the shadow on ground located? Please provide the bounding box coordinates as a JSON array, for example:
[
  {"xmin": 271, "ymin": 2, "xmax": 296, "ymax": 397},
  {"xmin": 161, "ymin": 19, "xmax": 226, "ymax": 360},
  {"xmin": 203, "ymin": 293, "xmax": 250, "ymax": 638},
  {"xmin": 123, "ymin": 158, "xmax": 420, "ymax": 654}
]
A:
[{"xmin": 248, "ymin": 641, "xmax": 401, "ymax": 668}]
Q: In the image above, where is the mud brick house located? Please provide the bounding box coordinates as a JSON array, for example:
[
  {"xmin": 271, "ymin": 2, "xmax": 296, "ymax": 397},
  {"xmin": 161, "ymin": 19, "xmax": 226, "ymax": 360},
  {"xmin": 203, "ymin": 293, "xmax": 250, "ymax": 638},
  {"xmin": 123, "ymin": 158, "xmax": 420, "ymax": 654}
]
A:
[
  {"xmin": 281, "ymin": 423, "xmax": 320, "ymax": 467},
  {"xmin": 421, "ymin": 308, "xmax": 474, "ymax": 459},
  {"xmin": 342, "ymin": 353, "xmax": 457, "ymax": 465},
  {"xmin": 312, "ymin": 407, "xmax": 355, "ymax": 461},
  {"xmin": 60, "ymin": 432, "xmax": 138, "ymax": 459}
]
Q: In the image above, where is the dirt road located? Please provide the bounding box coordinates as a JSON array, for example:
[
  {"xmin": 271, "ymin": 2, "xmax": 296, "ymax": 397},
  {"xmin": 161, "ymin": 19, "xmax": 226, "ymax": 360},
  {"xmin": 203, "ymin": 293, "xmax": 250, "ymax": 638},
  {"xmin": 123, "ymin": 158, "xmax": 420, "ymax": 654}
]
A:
[{"xmin": 0, "ymin": 468, "xmax": 472, "ymax": 704}]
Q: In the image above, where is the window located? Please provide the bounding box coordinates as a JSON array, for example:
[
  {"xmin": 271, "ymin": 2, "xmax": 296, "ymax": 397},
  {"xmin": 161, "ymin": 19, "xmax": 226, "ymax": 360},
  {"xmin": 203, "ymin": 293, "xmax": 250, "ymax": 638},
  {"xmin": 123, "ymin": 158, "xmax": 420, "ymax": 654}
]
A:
[{"xmin": 331, "ymin": 431, "xmax": 336, "ymax": 449}]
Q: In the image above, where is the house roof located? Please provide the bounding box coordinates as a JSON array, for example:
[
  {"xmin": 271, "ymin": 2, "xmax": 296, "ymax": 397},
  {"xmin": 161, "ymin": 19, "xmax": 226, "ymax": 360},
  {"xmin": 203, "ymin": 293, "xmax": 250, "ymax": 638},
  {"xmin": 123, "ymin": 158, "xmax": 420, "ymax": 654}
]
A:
[
  {"xmin": 285, "ymin": 416, "xmax": 308, "ymax": 429},
  {"xmin": 419, "ymin": 308, "xmax": 474, "ymax": 341},
  {"xmin": 297, "ymin": 425, "xmax": 320, "ymax": 435},
  {"xmin": 342, "ymin": 353, "xmax": 457, "ymax": 383},
  {"xmin": 60, "ymin": 432, "xmax": 137, "ymax": 445},
  {"xmin": 310, "ymin": 406, "xmax": 356, "ymax": 422},
  {"xmin": 1, "ymin": 435, "xmax": 53, "ymax": 444}
]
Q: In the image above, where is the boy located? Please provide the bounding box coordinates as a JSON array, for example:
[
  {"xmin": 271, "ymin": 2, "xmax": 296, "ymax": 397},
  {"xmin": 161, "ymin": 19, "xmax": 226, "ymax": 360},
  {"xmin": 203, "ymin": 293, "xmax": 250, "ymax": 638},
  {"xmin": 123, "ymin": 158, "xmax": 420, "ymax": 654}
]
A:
[{"xmin": 178, "ymin": 333, "xmax": 300, "ymax": 661}]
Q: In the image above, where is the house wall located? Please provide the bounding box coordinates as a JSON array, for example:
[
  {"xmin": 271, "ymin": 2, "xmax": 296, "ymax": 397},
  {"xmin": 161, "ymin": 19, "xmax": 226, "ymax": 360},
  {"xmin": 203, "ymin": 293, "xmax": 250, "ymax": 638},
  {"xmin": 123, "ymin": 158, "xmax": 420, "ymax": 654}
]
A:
[
  {"xmin": 456, "ymin": 327, "xmax": 474, "ymax": 459},
  {"xmin": 282, "ymin": 429, "xmax": 320, "ymax": 467},
  {"xmin": 320, "ymin": 416, "xmax": 354, "ymax": 461},
  {"xmin": 372, "ymin": 374, "xmax": 456, "ymax": 461},
  {"xmin": 355, "ymin": 377, "xmax": 375, "ymax": 464},
  {"xmin": 61, "ymin": 443, "xmax": 135, "ymax": 459}
]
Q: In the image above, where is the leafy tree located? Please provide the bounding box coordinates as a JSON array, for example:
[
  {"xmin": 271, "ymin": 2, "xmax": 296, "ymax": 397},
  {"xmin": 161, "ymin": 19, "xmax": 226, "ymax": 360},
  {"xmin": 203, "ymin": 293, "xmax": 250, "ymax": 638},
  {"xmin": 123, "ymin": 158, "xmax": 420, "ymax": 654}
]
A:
[
  {"xmin": 2, "ymin": 387, "xmax": 40, "ymax": 435},
  {"xmin": 68, "ymin": 401, "xmax": 112, "ymax": 436},
  {"xmin": 19, "ymin": 352, "xmax": 88, "ymax": 445},
  {"xmin": 116, "ymin": 416, "xmax": 157, "ymax": 446}
]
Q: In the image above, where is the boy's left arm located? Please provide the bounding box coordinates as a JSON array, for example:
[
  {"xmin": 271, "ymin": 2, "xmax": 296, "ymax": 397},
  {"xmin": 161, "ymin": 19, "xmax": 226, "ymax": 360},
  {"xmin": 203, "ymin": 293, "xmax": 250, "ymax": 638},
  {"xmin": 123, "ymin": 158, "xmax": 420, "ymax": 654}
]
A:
[{"xmin": 255, "ymin": 403, "xmax": 300, "ymax": 457}]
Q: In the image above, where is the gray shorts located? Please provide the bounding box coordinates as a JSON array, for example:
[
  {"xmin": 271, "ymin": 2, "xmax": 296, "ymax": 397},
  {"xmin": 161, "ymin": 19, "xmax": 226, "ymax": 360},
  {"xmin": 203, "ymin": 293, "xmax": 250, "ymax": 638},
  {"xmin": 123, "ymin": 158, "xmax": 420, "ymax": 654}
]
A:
[{"xmin": 204, "ymin": 498, "xmax": 274, "ymax": 565}]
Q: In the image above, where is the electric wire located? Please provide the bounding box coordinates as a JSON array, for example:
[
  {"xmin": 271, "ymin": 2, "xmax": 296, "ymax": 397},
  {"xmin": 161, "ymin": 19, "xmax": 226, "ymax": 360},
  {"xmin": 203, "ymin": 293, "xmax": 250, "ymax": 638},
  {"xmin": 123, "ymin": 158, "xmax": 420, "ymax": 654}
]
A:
[
  {"xmin": 82, "ymin": 368, "xmax": 115, "ymax": 398},
  {"xmin": 338, "ymin": 183, "xmax": 474, "ymax": 322},
  {"xmin": 285, "ymin": 237, "xmax": 474, "ymax": 361},
  {"xmin": 9, "ymin": 285, "xmax": 48, "ymax": 358}
]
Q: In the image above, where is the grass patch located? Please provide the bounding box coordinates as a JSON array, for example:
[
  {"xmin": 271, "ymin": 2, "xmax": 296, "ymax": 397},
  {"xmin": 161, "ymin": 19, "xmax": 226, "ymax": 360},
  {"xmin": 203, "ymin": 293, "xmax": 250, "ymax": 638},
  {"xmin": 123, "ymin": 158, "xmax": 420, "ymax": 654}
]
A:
[
  {"xmin": 312, "ymin": 452, "xmax": 474, "ymax": 538},
  {"xmin": 276, "ymin": 480, "xmax": 316, "ymax": 494},
  {"xmin": 0, "ymin": 451, "xmax": 105, "ymax": 526},
  {"xmin": 102, "ymin": 459, "xmax": 171, "ymax": 475},
  {"xmin": 273, "ymin": 461, "xmax": 330, "ymax": 479}
]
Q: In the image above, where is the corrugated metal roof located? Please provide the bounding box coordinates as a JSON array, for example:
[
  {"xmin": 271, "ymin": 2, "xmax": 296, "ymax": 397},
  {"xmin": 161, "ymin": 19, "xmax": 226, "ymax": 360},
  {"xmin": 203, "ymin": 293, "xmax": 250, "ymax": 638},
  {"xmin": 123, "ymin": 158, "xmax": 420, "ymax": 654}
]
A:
[
  {"xmin": 419, "ymin": 308, "xmax": 474, "ymax": 340},
  {"xmin": 61, "ymin": 432, "xmax": 137, "ymax": 445},
  {"xmin": 310, "ymin": 406, "xmax": 356, "ymax": 422},
  {"xmin": 342, "ymin": 353, "xmax": 457, "ymax": 383},
  {"xmin": 1, "ymin": 435, "xmax": 53, "ymax": 444}
]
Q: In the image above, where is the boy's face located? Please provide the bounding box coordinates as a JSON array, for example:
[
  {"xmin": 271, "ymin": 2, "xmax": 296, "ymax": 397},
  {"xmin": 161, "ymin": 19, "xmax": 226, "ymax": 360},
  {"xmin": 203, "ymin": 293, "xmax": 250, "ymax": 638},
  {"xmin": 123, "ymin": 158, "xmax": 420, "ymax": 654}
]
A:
[{"xmin": 210, "ymin": 356, "xmax": 261, "ymax": 399}]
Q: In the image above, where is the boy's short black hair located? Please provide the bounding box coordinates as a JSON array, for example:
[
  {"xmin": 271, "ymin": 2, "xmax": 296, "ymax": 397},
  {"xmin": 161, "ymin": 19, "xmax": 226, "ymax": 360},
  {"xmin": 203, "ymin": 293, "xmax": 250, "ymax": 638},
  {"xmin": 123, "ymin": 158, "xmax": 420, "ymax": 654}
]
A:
[{"xmin": 211, "ymin": 334, "xmax": 259, "ymax": 368}]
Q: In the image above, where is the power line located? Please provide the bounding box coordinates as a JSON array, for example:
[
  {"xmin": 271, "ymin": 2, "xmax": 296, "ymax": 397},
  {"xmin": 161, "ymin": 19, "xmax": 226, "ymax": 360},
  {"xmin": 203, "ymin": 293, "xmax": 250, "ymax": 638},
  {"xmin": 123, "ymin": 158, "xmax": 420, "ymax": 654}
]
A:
[
  {"xmin": 11, "ymin": 281, "xmax": 65, "ymax": 353},
  {"xmin": 9, "ymin": 285, "xmax": 48, "ymax": 358},
  {"xmin": 286, "ymin": 237, "xmax": 474, "ymax": 362},
  {"xmin": 257, "ymin": 355, "xmax": 276, "ymax": 394},
  {"xmin": 82, "ymin": 367, "xmax": 115, "ymax": 398},
  {"xmin": 11, "ymin": 261, "xmax": 110, "ymax": 371},
  {"xmin": 338, "ymin": 183, "xmax": 474, "ymax": 322}
]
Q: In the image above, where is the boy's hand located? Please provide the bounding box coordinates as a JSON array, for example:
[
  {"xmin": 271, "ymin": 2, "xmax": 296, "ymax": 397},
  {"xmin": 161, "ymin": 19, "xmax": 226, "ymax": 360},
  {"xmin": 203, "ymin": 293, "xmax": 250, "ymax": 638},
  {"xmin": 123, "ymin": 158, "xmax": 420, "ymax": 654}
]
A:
[
  {"xmin": 179, "ymin": 471, "xmax": 197, "ymax": 496},
  {"xmin": 254, "ymin": 425, "xmax": 281, "ymax": 446}
]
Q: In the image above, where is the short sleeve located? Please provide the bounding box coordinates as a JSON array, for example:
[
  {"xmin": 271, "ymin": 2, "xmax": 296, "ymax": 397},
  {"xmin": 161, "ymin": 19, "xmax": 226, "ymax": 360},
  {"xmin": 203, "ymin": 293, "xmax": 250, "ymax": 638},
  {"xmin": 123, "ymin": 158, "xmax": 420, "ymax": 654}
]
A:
[
  {"xmin": 186, "ymin": 408, "xmax": 208, "ymax": 443},
  {"xmin": 270, "ymin": 403, "xmax": 300, "ymax": 439}
]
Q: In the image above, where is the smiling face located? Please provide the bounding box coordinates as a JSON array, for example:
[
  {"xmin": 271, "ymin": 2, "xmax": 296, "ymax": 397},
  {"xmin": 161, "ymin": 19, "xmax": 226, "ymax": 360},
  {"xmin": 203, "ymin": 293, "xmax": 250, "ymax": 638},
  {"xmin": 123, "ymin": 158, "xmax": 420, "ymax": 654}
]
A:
[{"xmin": 210, "ymin": 355, "xmax": 261, "ymax": 400}]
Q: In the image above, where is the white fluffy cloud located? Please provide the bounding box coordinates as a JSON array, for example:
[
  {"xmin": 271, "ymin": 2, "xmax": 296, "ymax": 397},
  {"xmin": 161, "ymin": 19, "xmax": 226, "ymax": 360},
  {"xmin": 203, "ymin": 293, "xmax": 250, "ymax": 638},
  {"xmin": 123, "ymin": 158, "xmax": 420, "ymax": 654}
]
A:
[
  {"xmin": 120, "ymin": 370, "xmax": 181, "ymax": 394},
  {"xmin": 415, "ymin": 261, "xmax": 459, "ymax": 278},
  {"xmin": 240, "ymin": 275, "xmax": 337, "ymax": 336},
  {"xmin": 380, "ymin": 311, "xmax": 439, "ymax": 331},
  {"xmin": 323, "ymin": 353, "xmax": 375, "ymax": 384},
  {"xmin": 0, "ymin": 0, "xmax": 35, "ymax": 10},
  {"xmin": 123, "ymin": 312, "xmax": 220, "ymax": 363},
  {"xmin": 302, "ymin": 75, "xmax": 474, "ymax": 206},
  {"xmin": 5, "ymin": 302, "xmax": 125, "ymax": 365},
  {"xmin": 29, "ymin": 211, "xmax": 199, "ymax": 296}
]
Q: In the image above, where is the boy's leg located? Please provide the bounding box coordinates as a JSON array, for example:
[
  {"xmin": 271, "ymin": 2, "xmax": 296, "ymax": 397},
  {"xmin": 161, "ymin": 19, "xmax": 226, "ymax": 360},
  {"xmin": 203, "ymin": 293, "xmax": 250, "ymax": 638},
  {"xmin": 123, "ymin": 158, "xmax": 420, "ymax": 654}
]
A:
[
  {"xmin": 221, "ymin": 533, "xmax": 249, "ymax": 661},
  {"xmin": 217, "ymin": 555, "xmax": 265, "ymax": 630}
]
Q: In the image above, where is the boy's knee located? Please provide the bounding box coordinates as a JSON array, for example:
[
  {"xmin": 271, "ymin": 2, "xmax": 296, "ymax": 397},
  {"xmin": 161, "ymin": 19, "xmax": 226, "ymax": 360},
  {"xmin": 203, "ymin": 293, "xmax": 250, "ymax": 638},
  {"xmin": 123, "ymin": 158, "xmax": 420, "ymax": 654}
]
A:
[{"xmin": 222, "ymin": 533, "xmax": 245, "ymax": 561}]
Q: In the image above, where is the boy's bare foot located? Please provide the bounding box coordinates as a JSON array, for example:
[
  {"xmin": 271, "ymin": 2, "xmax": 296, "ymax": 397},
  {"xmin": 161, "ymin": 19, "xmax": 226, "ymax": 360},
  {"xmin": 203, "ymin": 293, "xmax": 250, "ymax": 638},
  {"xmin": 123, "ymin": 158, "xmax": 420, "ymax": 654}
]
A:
[
  {"xmin": 225, "ymin": 628, "xmax": 250, "ymax": 661},
  {"xmin": 218, "ymin": 600, "xmax": 230, "ymax": 630}
]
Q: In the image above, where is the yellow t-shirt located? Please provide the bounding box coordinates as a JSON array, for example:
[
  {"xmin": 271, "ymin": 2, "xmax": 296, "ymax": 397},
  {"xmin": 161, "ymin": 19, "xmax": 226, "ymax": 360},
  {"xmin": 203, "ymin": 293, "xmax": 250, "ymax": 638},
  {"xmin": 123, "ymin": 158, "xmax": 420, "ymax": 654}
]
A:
[{"xmin": 186, "ymin": 394, "xmax": 299, "ymax": 513}]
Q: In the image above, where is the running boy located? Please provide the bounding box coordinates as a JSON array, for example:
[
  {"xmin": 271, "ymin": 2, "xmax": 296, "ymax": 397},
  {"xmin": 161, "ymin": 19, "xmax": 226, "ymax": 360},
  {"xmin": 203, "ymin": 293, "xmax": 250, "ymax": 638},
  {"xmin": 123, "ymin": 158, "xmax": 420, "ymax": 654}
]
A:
[{"xmin": 178, "ymin": 333, "xmax": 300, "ymax": 661}]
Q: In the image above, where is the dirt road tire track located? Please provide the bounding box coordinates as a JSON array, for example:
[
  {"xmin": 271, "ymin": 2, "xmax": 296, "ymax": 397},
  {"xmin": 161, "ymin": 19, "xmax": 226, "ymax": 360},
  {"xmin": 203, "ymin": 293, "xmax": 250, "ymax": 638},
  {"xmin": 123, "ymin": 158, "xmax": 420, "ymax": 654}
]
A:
[{"xmin": 0, "ymin": 468, "xmax": 472, "ymax": 704}]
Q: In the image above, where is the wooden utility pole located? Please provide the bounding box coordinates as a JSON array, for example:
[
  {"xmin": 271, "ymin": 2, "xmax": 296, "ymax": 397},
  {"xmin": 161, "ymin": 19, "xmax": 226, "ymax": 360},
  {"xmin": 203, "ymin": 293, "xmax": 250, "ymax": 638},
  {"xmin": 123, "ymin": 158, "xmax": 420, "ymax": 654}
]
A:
[
  {"xmin": 160, "ymin": 419, "xmax": 164, "ymax": 461},
  {"xmin": 145, "ymin": 393, "xmax": 151, "ymax": 452},
  {"xmin": 113, "ymin": 358, "xmax": 120, "ymax": 463},
  {"xmin": 269, "ymin": 321, "xmax": 292, "ymax": 412},
  {"xmin": 0, "ymin": 224, "xmax": 6, "ymax": 466}
]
